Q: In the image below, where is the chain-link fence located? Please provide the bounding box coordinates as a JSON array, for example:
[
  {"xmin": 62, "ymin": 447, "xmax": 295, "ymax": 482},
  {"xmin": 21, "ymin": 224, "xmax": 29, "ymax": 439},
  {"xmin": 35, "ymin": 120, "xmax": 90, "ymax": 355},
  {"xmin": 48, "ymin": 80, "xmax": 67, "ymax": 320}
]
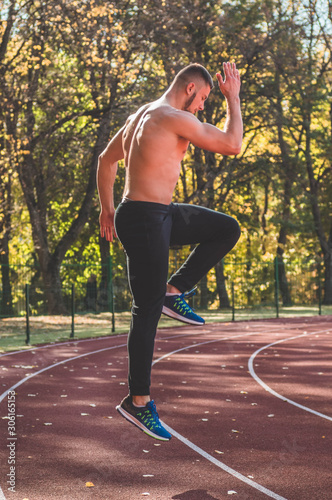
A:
[{"xmin": 1, "ymin": 254, "xmax": 331, "ymax": 340}]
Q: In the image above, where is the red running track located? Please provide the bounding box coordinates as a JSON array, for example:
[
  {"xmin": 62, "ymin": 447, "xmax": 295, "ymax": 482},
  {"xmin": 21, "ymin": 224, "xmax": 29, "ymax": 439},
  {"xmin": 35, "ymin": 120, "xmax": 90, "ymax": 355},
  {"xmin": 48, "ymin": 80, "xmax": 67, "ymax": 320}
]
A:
[{"xmin": 0, "ymin": 316, "xmax": 331, "ymax": 500}]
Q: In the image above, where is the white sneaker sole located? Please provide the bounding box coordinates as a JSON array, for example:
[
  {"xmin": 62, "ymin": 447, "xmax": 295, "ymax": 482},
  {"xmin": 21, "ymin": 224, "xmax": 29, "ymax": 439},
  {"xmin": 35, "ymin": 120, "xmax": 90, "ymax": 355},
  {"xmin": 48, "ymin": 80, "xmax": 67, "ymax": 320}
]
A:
[
  {"xmin": 116, "ymin": 405, "xmax": 171, "ymax": 441},
  {"xmin": 162, "ymin": 306, "xmax": 205, "ymax": 325}
]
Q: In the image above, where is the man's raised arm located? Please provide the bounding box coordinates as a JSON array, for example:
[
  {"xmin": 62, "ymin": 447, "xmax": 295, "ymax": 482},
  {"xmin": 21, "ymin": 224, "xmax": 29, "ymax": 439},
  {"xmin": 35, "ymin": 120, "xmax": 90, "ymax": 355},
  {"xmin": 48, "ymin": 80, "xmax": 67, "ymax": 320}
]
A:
[
  {"xmin": 174, "ymin": 62, "xmax": 243, "ymax": 156},
  {"xmin": 97, "ymin": 126, "xmax": 124, "ymax": 242},
  {"xmin": 216, "ymin": 61, "xmax": 242, "ymax": 153}
]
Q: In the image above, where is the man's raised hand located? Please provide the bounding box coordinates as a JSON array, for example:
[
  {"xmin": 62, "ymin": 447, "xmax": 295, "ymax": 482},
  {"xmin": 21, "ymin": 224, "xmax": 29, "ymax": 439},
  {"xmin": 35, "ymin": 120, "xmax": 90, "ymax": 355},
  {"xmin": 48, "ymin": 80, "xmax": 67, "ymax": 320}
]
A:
[{"xmin": 216, "ymin": 62, "xmax": 241, "ymax": 99}]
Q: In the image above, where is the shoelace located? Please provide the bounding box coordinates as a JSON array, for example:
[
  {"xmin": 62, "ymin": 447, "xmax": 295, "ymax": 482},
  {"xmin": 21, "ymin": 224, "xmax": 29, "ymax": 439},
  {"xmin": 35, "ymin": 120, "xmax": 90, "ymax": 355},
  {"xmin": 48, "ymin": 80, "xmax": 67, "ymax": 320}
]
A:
[
  {"xmin": 174, "ymin": 287, "xmax": 198, "ymax": 315},
  {"xmin": 175, "ymin": 296, "xmax": 192, "ymax": 315},
  {"xmin": 138, "ymin": 402, "xmax": 161, "ymax": 430}
]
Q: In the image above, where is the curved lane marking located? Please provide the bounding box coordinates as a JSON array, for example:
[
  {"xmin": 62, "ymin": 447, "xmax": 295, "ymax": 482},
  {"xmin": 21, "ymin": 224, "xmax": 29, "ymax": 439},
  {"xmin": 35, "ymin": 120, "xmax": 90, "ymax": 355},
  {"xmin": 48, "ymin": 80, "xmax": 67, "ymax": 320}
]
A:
[
  {"xmin": 0, "ymin": 343, "xmax": 127, "ymax": 404},
  {"xmin": 0, "ymin": 328, "xmax": 211, "ymax": 359},
  {"xmin": 153, "ymin": 327, "xmax": 331, "ymax": 499},
  {"xmin": 0, "ymin": 329, "xmax": 258, "ymax": 404},
  {"xmin": 0, "ymin": 334, "xmax": 128, "ymax": 359},
  {"xmin": 160, "ymin": 421, "xmax": 287, "ymax": 500},
  {"xmin": 153, "ymin": 331, "xmax": 290, "ymax": 500},
  {"xmin": 248, "ymin": 330, "xmax": 332, "ymax": 422},
  {"xmin": 1, "ymin": 326, "xmax": 331, "ymax": 499}
]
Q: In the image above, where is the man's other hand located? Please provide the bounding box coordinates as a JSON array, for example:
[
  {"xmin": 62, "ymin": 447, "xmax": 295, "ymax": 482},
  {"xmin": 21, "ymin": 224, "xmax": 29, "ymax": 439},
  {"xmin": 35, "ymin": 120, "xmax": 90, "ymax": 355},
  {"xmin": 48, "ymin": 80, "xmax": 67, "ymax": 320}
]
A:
[{"xmin": 99, "ymin": 210, "xmax": 117, "ymax": 242}]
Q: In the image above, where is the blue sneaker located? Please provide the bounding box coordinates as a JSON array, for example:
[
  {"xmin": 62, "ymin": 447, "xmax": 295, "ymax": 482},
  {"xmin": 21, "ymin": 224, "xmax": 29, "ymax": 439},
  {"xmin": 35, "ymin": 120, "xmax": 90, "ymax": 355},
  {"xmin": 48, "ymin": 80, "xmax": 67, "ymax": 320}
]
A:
[
  {"xmin": 162, "ymin": 287, "xmax": 205, "ymax": 325},
  {"xmin": 116, "ymin": 395, "xmax": 172, "ymax": 441}
]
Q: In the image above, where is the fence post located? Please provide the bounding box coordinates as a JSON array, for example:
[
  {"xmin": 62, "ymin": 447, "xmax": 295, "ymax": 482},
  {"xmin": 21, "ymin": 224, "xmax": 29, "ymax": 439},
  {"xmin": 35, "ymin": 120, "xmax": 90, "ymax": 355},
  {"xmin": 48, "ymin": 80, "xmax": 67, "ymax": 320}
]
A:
[
  {"xmin": 274, "ymin": 257, "xmax": 279, "ymax": 318},
  {"xmin": 317, "ymin": 261, "xmax": 322, "ymax": 316},
  {"xmin": 231, "ymin": 281, "xmax": 235, "ymax": 321},
  {"xmin": 70, "ymin": 283, "xmax": 75, "ymax": 338},
  {"xmin": 108, "ymin": 254, "xmax": 115, "ymax": 333},
  {"xmin": 25, "ymin": 284, "xmax": 30, "ymax": 345}
]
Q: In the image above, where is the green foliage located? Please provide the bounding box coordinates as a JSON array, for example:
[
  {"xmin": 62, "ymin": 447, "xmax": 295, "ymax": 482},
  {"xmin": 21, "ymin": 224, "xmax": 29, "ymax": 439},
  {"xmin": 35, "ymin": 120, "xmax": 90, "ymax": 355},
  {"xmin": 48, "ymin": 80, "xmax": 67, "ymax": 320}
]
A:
[{"xmin": 0, "ymin": 0, "xmax": 332, "ymax": 314}]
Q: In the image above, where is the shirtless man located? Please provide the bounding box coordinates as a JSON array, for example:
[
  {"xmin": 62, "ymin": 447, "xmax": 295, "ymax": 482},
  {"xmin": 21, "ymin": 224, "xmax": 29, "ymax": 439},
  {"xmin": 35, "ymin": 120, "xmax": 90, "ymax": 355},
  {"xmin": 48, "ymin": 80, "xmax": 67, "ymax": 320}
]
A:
[{"xmin": 97, "ymin": 62, "xmax": 242, "ymax": 441}]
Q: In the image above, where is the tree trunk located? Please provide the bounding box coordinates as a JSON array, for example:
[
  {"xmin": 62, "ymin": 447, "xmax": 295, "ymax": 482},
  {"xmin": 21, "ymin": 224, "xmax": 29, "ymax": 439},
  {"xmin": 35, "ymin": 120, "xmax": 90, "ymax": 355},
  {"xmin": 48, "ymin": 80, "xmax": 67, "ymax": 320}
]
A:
[
  {"xmin": 274, "ymin": 66, "xmax": 294, "ymax": 307},
  {"xmin": 276, "ymin": 255, "xmax": 292, "ymax": 307},
  {"xmin": 304, "ymin": 121, "xmax": 332, "ymax": 304},
  {"xmin": 0, "ymin": 253, "xmax": 13, "ymax": 317},
  {"xmin": 0, "ymin": 158, "xmax": 14, "ymax": 317},
  {"xmin": 215, "ymin": 260, "xmax": 230, "ymax": 308},
  {"xmin": 42, "ymin": 261, "xmax": 66, "ymax": 315},
  {"xmin": 276, "ymin": 204, "xmax": 293, "ymax": 307},
  {"xmin": 323, "ymin": 223, "xmax": 332, "ymax": 305},
  {"xmin": 199, "ymin": 274, "xmax": 208, "ymax": 309},
  {"xmin": 18, "ymin": 111, "xmax": 113, "ymax": 314}
]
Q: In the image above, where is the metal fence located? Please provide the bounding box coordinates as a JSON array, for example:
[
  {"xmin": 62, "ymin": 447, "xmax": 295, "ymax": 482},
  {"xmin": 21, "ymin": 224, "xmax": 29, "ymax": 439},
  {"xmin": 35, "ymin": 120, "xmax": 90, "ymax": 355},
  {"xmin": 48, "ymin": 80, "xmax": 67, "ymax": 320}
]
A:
[{"xmin": 1, "ymin": 254, "xmax": 330, "ymax": 328}]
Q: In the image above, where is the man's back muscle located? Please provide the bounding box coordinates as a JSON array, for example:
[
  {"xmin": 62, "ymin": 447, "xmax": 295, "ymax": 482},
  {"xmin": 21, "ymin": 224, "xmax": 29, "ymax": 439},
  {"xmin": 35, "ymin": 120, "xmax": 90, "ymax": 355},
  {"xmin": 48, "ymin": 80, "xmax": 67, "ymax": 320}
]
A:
[{"xmin": 122, "ymin": 101, "xmax": 189, "ymax": 204}]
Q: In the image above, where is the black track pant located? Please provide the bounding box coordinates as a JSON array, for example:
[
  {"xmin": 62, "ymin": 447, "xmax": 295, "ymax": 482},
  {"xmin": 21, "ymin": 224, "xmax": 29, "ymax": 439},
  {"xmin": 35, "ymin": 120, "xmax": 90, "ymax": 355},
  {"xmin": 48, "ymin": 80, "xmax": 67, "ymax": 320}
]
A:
[{"xmin": 114, "ymin": 201, "xmax": 241, "ymax": 396}]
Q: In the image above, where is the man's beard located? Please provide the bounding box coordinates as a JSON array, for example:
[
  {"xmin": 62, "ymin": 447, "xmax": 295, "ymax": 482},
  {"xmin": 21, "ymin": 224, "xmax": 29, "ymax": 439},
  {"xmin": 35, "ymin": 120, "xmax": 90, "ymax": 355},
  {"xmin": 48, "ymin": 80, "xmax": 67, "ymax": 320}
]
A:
[{"xmin": 184, "ymin": 92, "xmax": 197, "ymax": 111}]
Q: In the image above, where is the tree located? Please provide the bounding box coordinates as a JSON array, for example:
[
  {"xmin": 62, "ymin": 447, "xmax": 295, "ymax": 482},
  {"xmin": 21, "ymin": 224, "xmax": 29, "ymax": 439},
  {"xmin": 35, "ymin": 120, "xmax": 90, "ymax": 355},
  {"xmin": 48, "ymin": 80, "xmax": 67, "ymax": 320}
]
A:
[
  {"xmin": 0, "ymin": 0, "xmax": 18, "ymax": 316},
  {"xmin": 300, "ymin": 0, "xmax": 332, "ymax": 303},
  {"xmin": 2, "ymin": 0, "xmax": 153, "ymax": 313}
]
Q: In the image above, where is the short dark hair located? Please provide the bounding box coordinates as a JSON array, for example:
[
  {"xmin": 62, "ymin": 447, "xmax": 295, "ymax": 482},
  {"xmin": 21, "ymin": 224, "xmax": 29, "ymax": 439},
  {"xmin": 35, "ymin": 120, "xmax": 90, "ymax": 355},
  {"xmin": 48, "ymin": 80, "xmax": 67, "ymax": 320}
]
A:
[{"xmin": 174, "ymin": 63, "xmax": 214, "ymax": 90}]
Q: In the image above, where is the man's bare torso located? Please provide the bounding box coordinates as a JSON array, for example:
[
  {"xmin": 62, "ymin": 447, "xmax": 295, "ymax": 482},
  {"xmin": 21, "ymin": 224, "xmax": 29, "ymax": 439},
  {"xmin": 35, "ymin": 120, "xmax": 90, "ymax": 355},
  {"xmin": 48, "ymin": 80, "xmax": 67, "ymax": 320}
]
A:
[
  {"xmin": 122, "ymin": 99, "xmax": 189, "ymax": 205},
  {"xmin": 98, "ymin": 62, "xmax": 242, "ymax": 242}
]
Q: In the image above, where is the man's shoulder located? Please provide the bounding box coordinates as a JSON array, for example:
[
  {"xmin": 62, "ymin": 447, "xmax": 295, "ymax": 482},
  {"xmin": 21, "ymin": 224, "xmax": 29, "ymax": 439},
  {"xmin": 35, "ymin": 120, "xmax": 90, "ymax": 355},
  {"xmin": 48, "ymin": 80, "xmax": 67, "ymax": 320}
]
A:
[
  {"xmin": 125, "ymin": 101, "xmax": 200, "ymax": 139},
  {"xmin": 129, "ymin": 100, "xmax": 198, "ymax": 123},
  {"xmin": 150, "ymin": 105, "xmax": 199, "ymax": 129}
]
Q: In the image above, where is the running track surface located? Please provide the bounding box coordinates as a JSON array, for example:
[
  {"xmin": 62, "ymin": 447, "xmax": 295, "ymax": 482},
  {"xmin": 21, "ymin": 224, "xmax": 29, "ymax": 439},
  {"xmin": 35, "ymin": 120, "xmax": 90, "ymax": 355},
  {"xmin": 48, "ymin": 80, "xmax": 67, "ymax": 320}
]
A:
[{"xmin": 0, "ymin": 316, "xmax": 331, "ymax": 500}]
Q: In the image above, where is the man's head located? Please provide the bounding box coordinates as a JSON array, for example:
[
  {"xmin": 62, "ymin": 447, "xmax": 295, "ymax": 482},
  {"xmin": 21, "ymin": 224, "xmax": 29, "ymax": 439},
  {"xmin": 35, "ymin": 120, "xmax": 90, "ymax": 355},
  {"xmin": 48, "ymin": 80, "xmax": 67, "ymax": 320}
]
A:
[
  {"xmin": 172, "ymin": 63, "xmax": 214, "ymax": 114},
  {"xmin": 174, "ymin": 63, "xmax": 214, "ymax": 90}
]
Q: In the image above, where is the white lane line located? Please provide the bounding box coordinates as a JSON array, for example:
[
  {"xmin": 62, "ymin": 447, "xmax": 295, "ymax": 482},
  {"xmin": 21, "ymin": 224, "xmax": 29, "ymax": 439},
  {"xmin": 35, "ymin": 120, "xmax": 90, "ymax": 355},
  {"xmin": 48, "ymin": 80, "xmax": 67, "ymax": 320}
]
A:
[
  {"xmin": 0, "ymin": 340, "xmax": 127, "ymax": 498},
  {"xmin": 2, "ymin": 325, "xmax": 329, "ymax": 498},
  {"xmin": 160, "ymin": 421, "xmax": 287, "ymax": 500},
  {"xmin": 0, "ymin": 334, "xmax": 128, "ymax": 358},
  {"xmin": 0, "ymin": 327, "xmax": 230, "ymax": 404},
  {"xmin": 153, "ymin": 330, "xmax": 291, "ymax": 500},
  {"xmin": 0, "ymin": 327, "xmax": 286, "ymax": 499},
  {"xmin": 152, "ymin": 330, "xmax": 267, "ymax": 366},
  {"xmin": 0, "ymin": 329, "xmax": 262, "ymax": 405},
  {"xmin": 0, "ymin": 326, "xmax": 209, "ymax": 359},
  {"xmin": 0, "ymin": 316, "xmax": 326, "ymax": 360},
  {"xmin": 248, "ymin": 329, "xmax": 332, "ymax": 422},
  {"xmin": 0, "ymin": 342, "xmax": 127, "ymax": 404},
  {"xmin": 0, "ymin": 314, "xmax": 298, "ymax": 360}
]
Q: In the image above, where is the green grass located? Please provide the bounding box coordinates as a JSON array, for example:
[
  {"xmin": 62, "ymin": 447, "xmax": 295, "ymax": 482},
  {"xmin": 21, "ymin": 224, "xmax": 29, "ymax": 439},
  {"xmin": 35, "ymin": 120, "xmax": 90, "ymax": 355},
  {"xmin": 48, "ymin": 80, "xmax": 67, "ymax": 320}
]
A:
[
  {"xmin": 0, "ymin": 312, "xmax": 188, "ymax": 353},
  {"xmin": 1, "ymin": 305, "xmax": 331, "ymax": 353}
]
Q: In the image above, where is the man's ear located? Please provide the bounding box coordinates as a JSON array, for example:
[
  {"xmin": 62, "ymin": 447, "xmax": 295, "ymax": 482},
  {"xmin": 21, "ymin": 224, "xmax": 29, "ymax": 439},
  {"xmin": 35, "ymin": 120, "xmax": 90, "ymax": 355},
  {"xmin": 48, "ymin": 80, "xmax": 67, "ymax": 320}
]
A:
[{"xmin": 186, "ymin": 82, "xmax": 195, "ymax": 95}]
